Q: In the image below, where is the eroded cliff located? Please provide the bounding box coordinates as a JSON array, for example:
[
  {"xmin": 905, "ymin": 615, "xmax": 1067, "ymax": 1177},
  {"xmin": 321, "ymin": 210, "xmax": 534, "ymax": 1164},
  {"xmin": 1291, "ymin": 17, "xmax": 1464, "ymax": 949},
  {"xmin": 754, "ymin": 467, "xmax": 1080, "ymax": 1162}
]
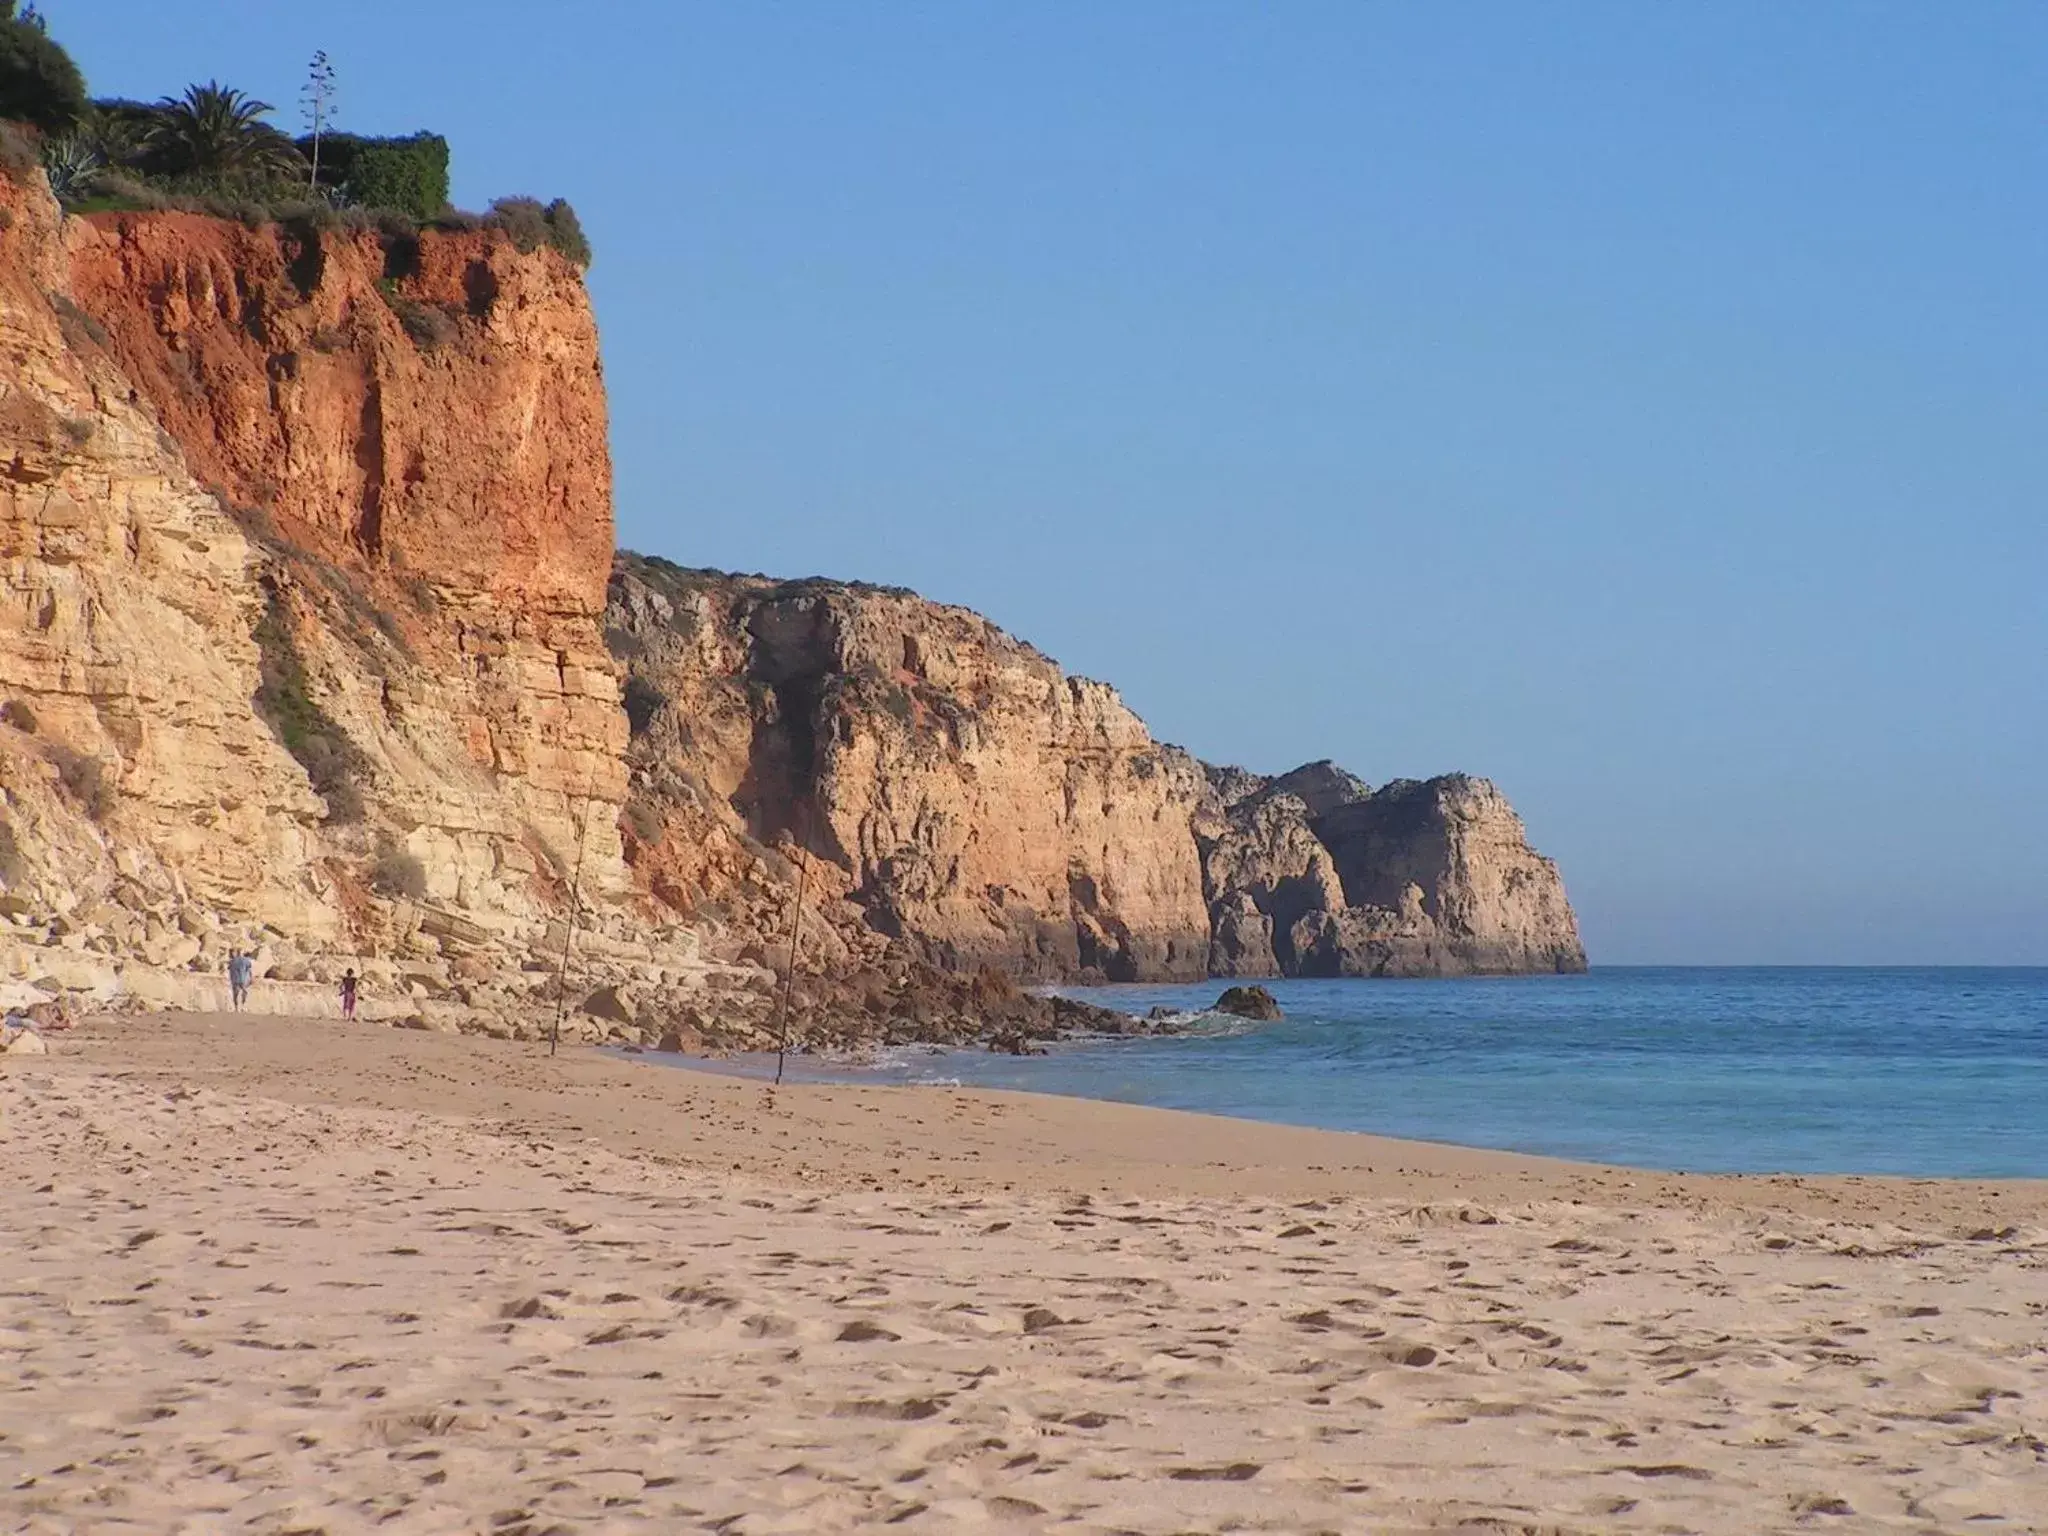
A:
[
  {"xmin": 61, "ymin": 196, "xmax": 626, "ymax": 911},
  {"xmin": 3, "ymin": 154, "xmax": 1583, "ymax": 1036},
  {"xmin": 606, "ymin": 555, "xmax": 1213, "ymax": 982},
  {"xmin": 0, "ymin": 162, "xmax": 694, "ymax": 1039},
  {"xmin": 2, "ymin": 167, "xmax": 334, "ymax": 937},
  {"xmin": 1200, "ymin": 764, "xmax": 1587, "ymax": 977},
  {"xmin": 606, "ymin": 561, "xmax": 1586, "ymax": 982}
]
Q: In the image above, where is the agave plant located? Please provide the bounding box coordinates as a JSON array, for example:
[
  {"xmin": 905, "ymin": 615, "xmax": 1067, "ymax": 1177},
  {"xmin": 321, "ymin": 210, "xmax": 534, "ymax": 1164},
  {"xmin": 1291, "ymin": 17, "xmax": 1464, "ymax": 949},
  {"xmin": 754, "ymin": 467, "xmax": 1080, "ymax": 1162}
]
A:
[
  {"xmin": 141, "ymin": 81, "xmax": 305, "ymax": 183},
  {"xmin": 38, "ymin": 130, "xmax": 103, "ymax": 201}
]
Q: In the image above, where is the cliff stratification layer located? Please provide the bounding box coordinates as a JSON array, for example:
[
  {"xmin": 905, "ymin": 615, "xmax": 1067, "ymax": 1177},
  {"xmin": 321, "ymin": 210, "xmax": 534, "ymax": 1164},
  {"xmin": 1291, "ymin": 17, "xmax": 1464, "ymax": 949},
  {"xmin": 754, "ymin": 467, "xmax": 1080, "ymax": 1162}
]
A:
[
  {"xmin": 2, "ymin": 168, "xmax": 332, "ymax": 935},
  {"xmin": 61, "ymin": 197, "xmax": 626, "ymax": 912}
]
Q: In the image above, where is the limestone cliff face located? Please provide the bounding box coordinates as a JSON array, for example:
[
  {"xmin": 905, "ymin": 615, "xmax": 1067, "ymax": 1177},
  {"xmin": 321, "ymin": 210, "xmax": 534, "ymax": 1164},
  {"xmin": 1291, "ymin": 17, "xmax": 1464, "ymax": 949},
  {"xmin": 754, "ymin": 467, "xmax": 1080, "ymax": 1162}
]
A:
[
  {"xmin": 63, "ymin": 210, "xmax": 611, "ymax": 610},
  {"xmin": 607, "ymin": 557, "xmax": 1212, "ymax": 980},
  {"xmin": 2, "ymin": 154, "xmax": 1583, "ymax": 1009},
  {"xmin": 61, "ymin": 194, "xmax": 626, "ymax": 915},
  {"xmin": 608, "ymin": 559, "xmax": 1584, "ymax": 982},
  {"xmin": 1, "ymin": 162, "xmax": 627, "ymax": 974},
  {"xmin": 1, "ymin": 165, "xmax": 334, "ymax": 936},
  {"xmin": 1201, "ymin": 765, "xmax": 1587, "ymax": 977}
]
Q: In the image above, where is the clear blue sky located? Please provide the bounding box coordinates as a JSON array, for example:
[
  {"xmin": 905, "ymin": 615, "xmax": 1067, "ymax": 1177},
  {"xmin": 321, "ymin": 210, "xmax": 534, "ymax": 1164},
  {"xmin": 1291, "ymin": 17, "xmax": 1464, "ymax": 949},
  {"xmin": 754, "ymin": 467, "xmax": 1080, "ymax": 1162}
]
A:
[{"xmin": 63, "ymin": 2, "xmax": 2048, "ymax": 965}]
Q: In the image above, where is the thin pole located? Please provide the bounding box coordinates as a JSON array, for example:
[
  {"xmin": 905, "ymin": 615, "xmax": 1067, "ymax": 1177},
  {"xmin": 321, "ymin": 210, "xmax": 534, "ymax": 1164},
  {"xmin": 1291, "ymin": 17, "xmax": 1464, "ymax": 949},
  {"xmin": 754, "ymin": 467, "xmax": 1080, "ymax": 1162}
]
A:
[
  {"xmin": 548, "ymin": 749, "xmax": 602, "ymax": 1058},
  {"xmin": 772, "ymin": 842, "xmax": 810, "ymax": 1085}
]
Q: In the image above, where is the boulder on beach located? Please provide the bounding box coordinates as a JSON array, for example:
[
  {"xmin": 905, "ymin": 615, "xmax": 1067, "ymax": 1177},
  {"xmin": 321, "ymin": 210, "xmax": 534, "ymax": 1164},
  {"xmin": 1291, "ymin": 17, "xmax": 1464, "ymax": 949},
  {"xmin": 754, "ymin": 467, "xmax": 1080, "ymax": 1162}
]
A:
[
  {"xmin": 1211, "ymin": 984, "xmax": 1283, "ymax": 1021},
  {"xmin": 580, "ymin": 984, "xmax": 635, "ymax": 1024},
  {"xmin": 24, "ymin": 996, "xmax": 76, "ymax": 1030},
  {"xmin": 0, "ymin": 980, "xmax": 55, "ymax": 1014},
  {"xmin": 656, "ymin": 1023, "xmax": 705, "ymax": 1054}
]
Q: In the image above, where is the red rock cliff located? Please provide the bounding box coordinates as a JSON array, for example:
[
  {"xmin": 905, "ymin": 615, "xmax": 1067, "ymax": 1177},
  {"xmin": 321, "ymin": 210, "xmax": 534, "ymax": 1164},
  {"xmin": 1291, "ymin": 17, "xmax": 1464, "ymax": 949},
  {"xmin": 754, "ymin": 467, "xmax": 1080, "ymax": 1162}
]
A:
[
  {"xmin": 3, "ymin": 162, "xmax": 631, "ymax": 988},
  {"xmin": 64, "ymin": 210, "xmax": 611, "ymax": 609},
  {"xmin": 3, "ymin": 156, "xmax": 1583, "ymax": 1009},
  {"xmin": 59, "ymin": 205, "xmax": 628, "ymax": 915}
]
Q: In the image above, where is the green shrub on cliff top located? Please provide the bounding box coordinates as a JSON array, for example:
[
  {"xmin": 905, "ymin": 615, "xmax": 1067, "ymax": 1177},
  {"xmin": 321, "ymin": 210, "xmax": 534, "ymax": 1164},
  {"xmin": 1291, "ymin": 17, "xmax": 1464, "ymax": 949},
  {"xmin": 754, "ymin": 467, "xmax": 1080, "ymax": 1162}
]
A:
[
  {"xmin": 10, "ymin": 38, "xmax": 593, "ymax": 269},
  {"xmin": 80, "ymin": 97, "xmax": 157, "ymax": 166},
  {"xmin": 485, "ymin": 194, "xmax": 548, "ymax": 251},
  {"xmin": 485, "ymin": 194, "xmax": 592, "ymax": 266},
  {"xmin": 37, "ymin": 129, "xmax": 103, "ymax": 199},
  {"xmin": 542, "ymin": 197, "xmax": 589, "ymax": 265},
  {"xmin": 0, "ymin": 4, "xmax": 88, "ymax": 136},
  {"xmin": 306, "ymin": 131, "xmax": 448, "ymax": 222}
]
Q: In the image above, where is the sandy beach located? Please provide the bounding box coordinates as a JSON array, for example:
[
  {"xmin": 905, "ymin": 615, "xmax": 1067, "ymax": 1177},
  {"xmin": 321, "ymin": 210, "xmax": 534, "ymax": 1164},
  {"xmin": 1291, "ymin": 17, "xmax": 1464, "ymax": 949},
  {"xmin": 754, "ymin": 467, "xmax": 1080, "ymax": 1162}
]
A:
[{"xmin": 4, "ymin": 1014, "xmax": 2046, "ymax": 1534}]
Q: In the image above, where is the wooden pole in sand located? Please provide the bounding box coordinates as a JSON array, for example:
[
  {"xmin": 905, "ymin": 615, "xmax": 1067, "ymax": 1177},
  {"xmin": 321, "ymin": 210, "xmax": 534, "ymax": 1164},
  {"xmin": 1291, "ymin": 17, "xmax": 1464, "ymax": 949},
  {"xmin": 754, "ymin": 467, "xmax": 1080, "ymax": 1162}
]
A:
[
  {"xmin": 547, "ymin": 751, "xmax": 601, "ymax": 1058},
  {"xmin": 772, "ymin": 841, "xmax": 810, "ymax": 1086}
]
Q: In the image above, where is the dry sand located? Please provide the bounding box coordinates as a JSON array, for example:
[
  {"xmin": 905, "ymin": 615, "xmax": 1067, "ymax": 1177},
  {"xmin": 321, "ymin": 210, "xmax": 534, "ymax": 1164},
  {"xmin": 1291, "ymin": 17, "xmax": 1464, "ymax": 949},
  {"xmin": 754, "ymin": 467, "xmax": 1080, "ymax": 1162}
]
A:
[{"xmin": 4, "ymin": 1012, "xmax": 2046, "ymax": 1534}]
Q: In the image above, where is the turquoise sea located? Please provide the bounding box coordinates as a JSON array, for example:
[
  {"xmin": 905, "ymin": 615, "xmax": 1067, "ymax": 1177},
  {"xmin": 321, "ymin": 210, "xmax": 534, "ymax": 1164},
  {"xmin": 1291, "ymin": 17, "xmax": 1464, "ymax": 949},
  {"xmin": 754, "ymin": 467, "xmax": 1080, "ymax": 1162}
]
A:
[{"xmin": 689, "ymin": 968, "xmax": 2048, "ymax": 1178}]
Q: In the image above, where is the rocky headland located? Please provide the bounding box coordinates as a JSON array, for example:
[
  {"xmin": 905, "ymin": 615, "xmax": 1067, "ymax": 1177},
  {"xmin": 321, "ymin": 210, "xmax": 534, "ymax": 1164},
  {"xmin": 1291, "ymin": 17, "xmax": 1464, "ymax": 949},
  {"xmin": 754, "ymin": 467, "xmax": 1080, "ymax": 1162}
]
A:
[
  {"xmin": 1198, "ymin": 762, "xmax": 1586, "ymax": 978},
  {"xmin": 604, "ymin": 559, "xmax": 1584, "ymax": 991},
  {"xmin": 1, "ymin": 154, "xmax": 1582, "ymax": 1057}
]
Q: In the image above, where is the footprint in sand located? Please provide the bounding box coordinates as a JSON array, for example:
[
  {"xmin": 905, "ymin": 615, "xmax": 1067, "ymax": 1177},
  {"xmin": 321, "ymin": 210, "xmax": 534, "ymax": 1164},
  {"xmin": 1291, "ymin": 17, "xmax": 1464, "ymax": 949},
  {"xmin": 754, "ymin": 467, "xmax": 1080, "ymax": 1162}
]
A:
[
  {"xmin": 985, "ymin": 1494, "xmax": 1046, "ymax": 1519},
  {"xmin": 498, "ymin": 1296, "xmax": 562, "ymax": 1320},
  {"xmin": 834, "ymin": 1396, "xmax": 946, "ymax": 1421},
  {"xmin": 836, "ymin": 1320, "xmax": 901, "ymax": 1343}
]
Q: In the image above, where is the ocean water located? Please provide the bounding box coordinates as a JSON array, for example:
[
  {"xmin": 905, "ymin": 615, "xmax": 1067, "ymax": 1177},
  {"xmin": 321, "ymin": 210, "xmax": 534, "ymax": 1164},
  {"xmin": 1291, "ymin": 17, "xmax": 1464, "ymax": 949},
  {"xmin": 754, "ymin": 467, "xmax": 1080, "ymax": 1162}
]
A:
[{"xmin": 684, "ymin": 968, "xmax": 2048, "ymax": 1177}]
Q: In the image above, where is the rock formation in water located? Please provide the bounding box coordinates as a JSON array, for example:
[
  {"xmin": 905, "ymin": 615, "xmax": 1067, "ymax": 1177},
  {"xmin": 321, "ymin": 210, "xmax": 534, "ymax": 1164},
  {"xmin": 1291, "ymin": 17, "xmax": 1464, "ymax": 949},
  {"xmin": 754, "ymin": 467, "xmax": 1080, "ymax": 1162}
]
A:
[
  {"xmin": 1212, "ymin": 984, "xmax": 1284, "ymax": 1021},
  {"xmin": 1198, "ymin": 763, "xmax": 1586, "ymax": 976}
]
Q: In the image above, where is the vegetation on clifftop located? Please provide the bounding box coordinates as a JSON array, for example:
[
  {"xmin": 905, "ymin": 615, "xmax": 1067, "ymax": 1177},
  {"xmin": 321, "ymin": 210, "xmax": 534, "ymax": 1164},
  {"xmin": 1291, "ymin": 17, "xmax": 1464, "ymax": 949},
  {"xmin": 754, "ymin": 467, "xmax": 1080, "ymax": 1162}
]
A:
[
  {"xmin": 0, "ymin": 2, "xmax": 85, "ymax": 134},
  {"xmin": 303, "ymin": 129, "xmax": 447, "ymax": 222},
  {"xmin": 0, "ymin": 14, "xmax": 591, "ymax": 264},
  {"xmin": 616, "ymin": 550, "xmax": 924, "ymax": 609}
]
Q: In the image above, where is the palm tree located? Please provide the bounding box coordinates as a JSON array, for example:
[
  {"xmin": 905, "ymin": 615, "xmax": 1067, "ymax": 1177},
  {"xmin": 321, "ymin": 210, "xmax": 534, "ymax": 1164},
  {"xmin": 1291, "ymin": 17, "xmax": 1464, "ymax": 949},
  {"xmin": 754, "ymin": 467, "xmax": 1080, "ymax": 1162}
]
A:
[
  {"xmin": 142, "ymin": 81, "xmax": 305, "ymax": 184},
  {"xmin": 81, "ymin": 98, "xmax": 158, "ymax": 168}
]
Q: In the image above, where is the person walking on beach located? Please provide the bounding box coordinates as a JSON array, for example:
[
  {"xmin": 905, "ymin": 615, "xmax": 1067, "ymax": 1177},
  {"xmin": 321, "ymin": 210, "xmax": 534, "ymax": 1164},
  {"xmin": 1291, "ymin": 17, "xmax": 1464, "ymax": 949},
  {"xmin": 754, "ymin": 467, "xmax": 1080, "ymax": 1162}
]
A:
[
  {"xmin": 339, "ymin": 968, "xmax": 359, "ymax": 1022},
  {"xmin": 227, "ymin": 949, "xmax": 253, "ymax": 1011}
]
